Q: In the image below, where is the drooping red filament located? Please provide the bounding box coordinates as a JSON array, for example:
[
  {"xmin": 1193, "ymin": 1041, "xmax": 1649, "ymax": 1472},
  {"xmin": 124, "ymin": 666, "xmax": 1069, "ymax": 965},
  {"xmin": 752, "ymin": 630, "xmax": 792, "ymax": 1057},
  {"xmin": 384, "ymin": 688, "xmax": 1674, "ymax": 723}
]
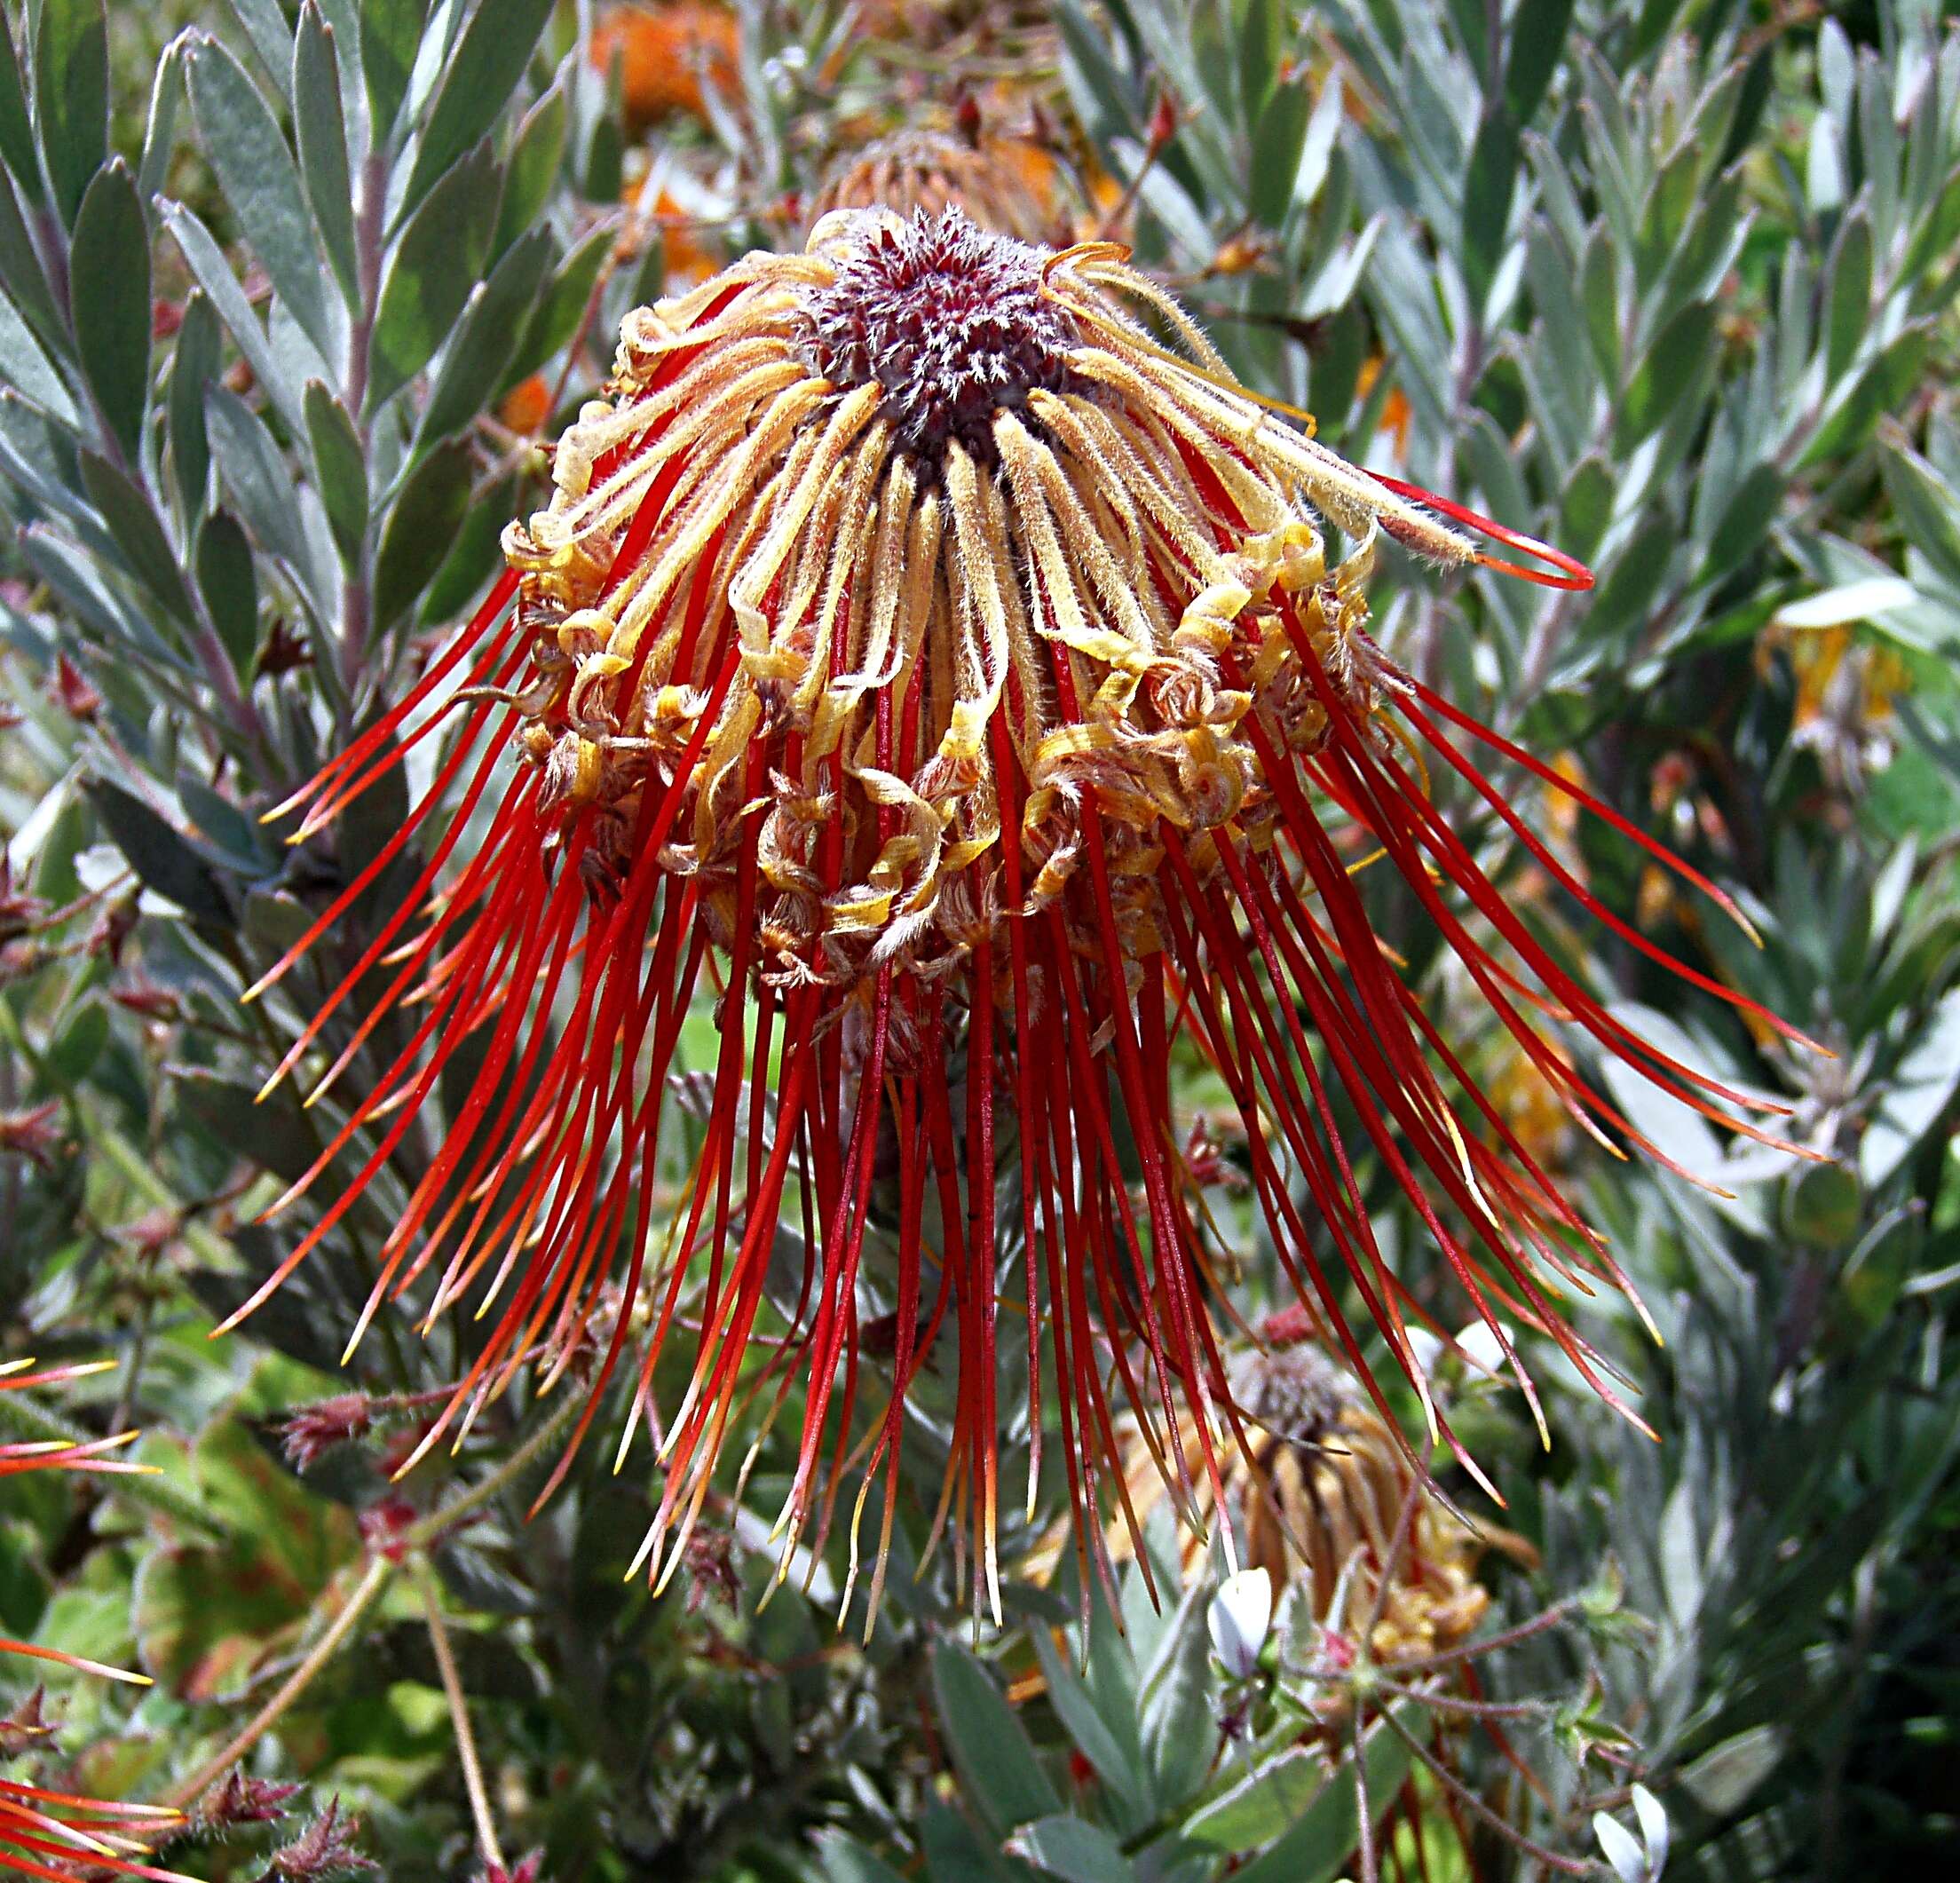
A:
[{"xmin": 237, "ymin": 305, "xmax": 1814, "ymax": 1624}]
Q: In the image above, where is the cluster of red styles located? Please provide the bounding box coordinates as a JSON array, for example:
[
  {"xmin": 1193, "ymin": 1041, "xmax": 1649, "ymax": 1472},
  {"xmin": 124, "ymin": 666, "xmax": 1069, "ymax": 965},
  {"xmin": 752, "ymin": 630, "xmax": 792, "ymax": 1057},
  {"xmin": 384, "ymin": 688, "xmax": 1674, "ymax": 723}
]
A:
[{"xmin": 229, "ymin": 210, "xmax": 1816, "ymax": 1624}]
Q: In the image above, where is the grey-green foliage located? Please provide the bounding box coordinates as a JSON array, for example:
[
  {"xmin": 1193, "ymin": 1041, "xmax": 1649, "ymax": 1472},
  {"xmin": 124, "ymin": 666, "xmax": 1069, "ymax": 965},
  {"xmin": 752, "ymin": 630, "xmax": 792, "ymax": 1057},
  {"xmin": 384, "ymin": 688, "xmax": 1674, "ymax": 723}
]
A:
[{"xmin": 4, "ymin": 1, "xmax": 1960, "ymax": 1880}]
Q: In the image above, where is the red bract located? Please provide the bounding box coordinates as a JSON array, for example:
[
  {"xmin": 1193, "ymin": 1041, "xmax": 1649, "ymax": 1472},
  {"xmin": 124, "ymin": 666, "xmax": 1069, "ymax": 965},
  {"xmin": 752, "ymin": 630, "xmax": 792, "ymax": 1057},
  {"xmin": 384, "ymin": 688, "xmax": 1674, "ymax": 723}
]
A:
[{"xmin": 240, "ymin": 210, "xmax": 1814, "ymax": 1624}]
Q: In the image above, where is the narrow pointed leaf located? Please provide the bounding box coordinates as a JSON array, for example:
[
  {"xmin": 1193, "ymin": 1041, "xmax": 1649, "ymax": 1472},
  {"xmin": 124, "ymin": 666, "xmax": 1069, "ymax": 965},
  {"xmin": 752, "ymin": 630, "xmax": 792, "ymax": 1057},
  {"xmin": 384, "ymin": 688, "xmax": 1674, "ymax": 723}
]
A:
[
  {"xmin": 930, "ymin": 1642, "xmax": 1059, "ymax": 1834},
  {"xmin": 159, "ymin": 199, "xmax": 304, "ymax": 435},
  {"xmin": 398, "ymin": 0, "xmax": 554, "ymax": 222},
  {"xmin": 374, "ymin": 439, "xmax": 472, "ymax": 630},
  {"xmin": 77, "ymin": 449, "xmax": 194, "ymax": 624},
  {"xmin": 166, "ymin": 289, "xmax": 220, "ymax": 530},
  {"xmin": 185, "ymin": 33, "xmax": 339, "ymax": 369},
  {"xmin": 31, "ymin": 0, "xmax": 108, "ymax": 227},
  {"xmin": 415, "ymin": 225, "xmax": 551, "ymax": 448},
  {"xmin": 304, "ymin": 378, "xmax": 368, "ymax": 567},
  {"xmin": 195, "ymin": 507, "xmax": 259, "ymax": 676},
  {"xmin": 294, "ymin": 1, "xmax": 358, "ymax": 307},
  {"xmin": 68, "ymin": 156, "xmax": 151, "ymax": 461},
  {"xmin": 368, "ymin": 135, "xmax": 500, "ymax": 410}
]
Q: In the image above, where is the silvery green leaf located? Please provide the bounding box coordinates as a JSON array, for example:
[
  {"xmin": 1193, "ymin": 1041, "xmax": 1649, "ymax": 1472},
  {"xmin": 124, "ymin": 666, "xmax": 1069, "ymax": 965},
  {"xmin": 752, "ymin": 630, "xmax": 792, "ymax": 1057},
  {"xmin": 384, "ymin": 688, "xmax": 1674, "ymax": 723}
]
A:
[
  {"xmin": 294, "ymin": 2, "xmax": 358, "ymax": 308},
  {"xmin": 81, "ymin": 774, "xmax": 236, "ymax": 928},
  {"xmin": 0, "ymin": 281, "xmax": 82, "ymax": 427},
  {"xmin": 498, "ymin": 220, "xmax": 611, "ymax": 393},
  {"xmin": 1181, "ymin": 1745, "xmax": 1322, "ymax": 1849},
  {"xmin": 1615, "ymin": 301, "xmax": 1718, "ymax": 452},
  {"xmin": 303, "ymin": 379, "xmax": 368, "ymax": 568},
  {"xmin": 1699, "ymin": 461, "xmax": 1782, "ymax": 578},
  {"xmin": 137, "ymin": 31, "xmax": 186, "ymax": 207},
  {"xmin": 397, "ymin": 0, "xmax": 553, "ymax": 225},
  {"xmin": 31, "ymin": 0, "xmax": 108, "ymax": 228},
  {"xmin": 368, "ymin": 134, "xmax": 499, "ymax": 411},
  {"xmin": 1822, "ymin": 204, "xmax": 1872, "ymax": 384},
  {"xmin": 68, "ymin": 157, "xmax": 150, "ymax": 463},
  {"xmin": 312, "ymin": 0, "xmax": 368, "ymax": 161},
  {"xmin": 223, "ymin": 0, "xmax": 298, "ymax": 101},
  {"xmin": 1030, "ymin": 1626, "xmax": 1149, "ymax": 1823},
  {"xmin": 76, "ymin": 451, "xmax": 194, "ymax": 628},
  {"xmin": 1577, "ymin": 221, "xmax": 1621, "ymax": 384},
  {"xmin": 166, "ymin": 289, "xmax": 219, "ymax": 534},
  {"xmin": 1879, "ymin": 434, "xmax": 1960, "ymax": 593},
  {"xmin": 160, "ymin": 200, "xmax": 304, "ymax": 436},
  {"xmin": 929, "ymin": 1642, "xmax": 1059, "ymax": 1834},
  {"xmin": 1806, "ymin": 111, "xmax": 1845, "ymax": 216},
  {"xmin": 1798, "ymin": 320, "xmax": 1933, "ymax": 471},
  {"xmin": 1237, "ymin": 0, "xmax": 1282, "ymax": 121},
  {"xmin": 1462, "ymin": 107, "xmax": 1520, "ymax": 303},
  {"xmin": 1005, "ymin": 1816, "xmax": 1134, "ymax": 1883},
  {"xmin": 360, "ymin": 0, "xmax": 428, "ymax": 143},
  {"xmin": 204, "ymin": 383, "xmax": 314, "ymax": 589},
  {"xmin": 0, "ymin": 17, "xmax": 39, "ymax": 200},
  {"xmin": 373, "ymin": 439, "xmax": 471, "ymax": 631},
  {"xmin": 17, "ymin": 520, "xmax": 179, "ymax": 662},
  {"xmin": 493, "ymin": 78, "xmax": 566, "ymax": 260},
  {"xmin": 1229, "ymin": 1706, "xmax": 1415, "ymax": 1883},
  {"xmin": 1505, "ymin": 0, "xmax": 1575, "ymax": 125},
  {"xmin": 185, "ymin": 33, "xmax": 340, "ymax": 370},
  {"xmin": 1248, "ymin": 78, "xmax": 1311, "ymax": 230},
  {"xmin": 195, "ymin": 508, "xmax": 258, "ymax": 679},
  {"xmin": 1679, "ymin": 1725, "xmax": 1785, "ymax": 1816},
  {"xmin": 1141, "ymin": 1581, "xmax": 1216, "ymax": 1810},
  {"xmin": 415, "ymin": 225, "xmax": 550, "ymax": 450}
]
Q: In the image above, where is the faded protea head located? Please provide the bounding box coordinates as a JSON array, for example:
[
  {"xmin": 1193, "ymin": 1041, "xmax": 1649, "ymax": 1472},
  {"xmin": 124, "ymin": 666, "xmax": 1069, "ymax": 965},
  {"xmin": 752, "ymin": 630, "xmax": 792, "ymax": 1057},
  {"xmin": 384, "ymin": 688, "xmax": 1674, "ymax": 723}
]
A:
[
  {"xmin": 809, "ymin": 128, "xmax": 1062, "ymax": 241},
  {"xmin": 246, "ymin": 207, "xmax": 1812, "ymax": 1625}
]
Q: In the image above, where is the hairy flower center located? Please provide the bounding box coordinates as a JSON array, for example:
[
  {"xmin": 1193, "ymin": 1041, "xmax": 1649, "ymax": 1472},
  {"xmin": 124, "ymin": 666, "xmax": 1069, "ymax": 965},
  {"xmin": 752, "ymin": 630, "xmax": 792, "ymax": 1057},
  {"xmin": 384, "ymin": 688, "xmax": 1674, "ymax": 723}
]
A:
[{"xmin": 796, "ymin": 210, "xmax": 1085, "ymax": 463}]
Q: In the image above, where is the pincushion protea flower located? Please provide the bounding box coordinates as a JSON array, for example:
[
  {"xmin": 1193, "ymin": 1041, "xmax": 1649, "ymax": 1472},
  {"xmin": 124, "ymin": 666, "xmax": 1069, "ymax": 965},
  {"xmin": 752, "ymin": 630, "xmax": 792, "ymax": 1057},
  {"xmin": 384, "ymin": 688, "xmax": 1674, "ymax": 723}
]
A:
[
  {"xmin": 240, "ymin": 207, "xmax": 1814, "ymax": 1624},
  {"xmin": 1, "ymin": 1359, "xmax": 186, "ymax": 1879}
]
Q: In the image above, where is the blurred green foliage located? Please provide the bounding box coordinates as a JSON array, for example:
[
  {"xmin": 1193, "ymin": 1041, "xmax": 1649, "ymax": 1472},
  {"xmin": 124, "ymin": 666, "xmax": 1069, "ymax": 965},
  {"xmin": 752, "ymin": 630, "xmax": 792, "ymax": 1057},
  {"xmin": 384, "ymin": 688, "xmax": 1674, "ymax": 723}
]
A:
[{"xmin": 2, "ymin": 1, "xmax": 1957, "ymax": 1879}]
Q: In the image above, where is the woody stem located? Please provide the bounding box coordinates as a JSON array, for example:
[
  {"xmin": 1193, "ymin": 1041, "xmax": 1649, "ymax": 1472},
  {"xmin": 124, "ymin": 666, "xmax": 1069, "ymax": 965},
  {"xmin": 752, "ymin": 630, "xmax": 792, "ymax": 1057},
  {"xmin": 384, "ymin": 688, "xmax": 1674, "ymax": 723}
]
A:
[
  {"xmin": 420, "ymin": 1561, "xmax": 504, "ymax": 1874},
  {"xmin": 159, "ymin": 1553, "xmax": 395, "ymax": 1810}
]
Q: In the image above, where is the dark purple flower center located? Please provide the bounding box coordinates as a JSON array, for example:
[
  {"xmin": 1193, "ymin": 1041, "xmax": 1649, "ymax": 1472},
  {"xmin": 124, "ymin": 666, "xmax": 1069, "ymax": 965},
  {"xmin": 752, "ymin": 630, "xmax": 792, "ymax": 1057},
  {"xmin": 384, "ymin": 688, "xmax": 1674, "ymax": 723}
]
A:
[{"xmin": 796, "ymin": 208, "xmax": 1086, "ymax": 465}]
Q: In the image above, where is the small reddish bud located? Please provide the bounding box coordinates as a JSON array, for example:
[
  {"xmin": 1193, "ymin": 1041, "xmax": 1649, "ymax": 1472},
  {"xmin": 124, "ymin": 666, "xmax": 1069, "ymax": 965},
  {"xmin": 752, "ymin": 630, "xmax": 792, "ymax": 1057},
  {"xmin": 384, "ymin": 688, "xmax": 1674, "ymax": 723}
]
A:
[
  {"xmin": 0, "ymin": 1098, "xmax": 63, "ymax": 1168},
  {"xmin": 0, "ymin": 1686, "xmax": 53, "ymax": 1758},
  {"xmin": 195, "ymin": 1767, "xmax": 303, "ymax": 1832},
  {"xmin": 111, "ymin": 975, "xmax": 182, "ymax": 1020},
  {"xmin": 281, "ymin": 1394, "xmax": 374, "ymax": 1471},
  {"xmin": 265, "ymin": 1797, "xmax": 375, "ymax": 1879},
  {"xmin": 481, "ymin": 1853, "xmax": 544, "ymax": 1883},
  {"xmin": 1148, "ymin": 90, "xmax": 1181, "ymax": 148},
  {"xmin": 49, "ymin": 653, "xmax": 101, "ymax": 722},
  {"xmin": 87, "ymin": 890, "xmax": 141, "ymax": 964},
  {"xmin": 1258, "ymin": 1302, "xmax": 1318, "ymax": 1347},
  {"xmin": 0, "ymin": 860, "xmax": 50, "ymax": 944}
]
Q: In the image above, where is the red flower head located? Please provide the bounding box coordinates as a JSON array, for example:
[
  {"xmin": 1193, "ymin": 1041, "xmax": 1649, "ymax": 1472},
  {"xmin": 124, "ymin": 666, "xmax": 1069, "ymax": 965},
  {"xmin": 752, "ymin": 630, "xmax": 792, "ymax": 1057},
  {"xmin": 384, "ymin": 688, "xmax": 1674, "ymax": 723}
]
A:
[
  {"xmin": 241, "ymin": 209, "xmax": 1814, "ymax": 1625},
  {"xmin": 1, "ymin": 1360, "xmax": 186, "ymax": 1879}
]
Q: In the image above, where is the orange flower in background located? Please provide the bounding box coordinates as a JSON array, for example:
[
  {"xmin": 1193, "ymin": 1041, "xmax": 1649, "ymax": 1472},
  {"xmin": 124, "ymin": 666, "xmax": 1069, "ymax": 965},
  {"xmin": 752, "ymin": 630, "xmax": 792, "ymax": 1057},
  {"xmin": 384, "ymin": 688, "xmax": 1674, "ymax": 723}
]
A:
[
  {"xmin": 0, "ymin": 1360, "xmax": 186, "ymax": 1879},
  {"xmin": 590, "ymin": 2, "xmax": 738, "ymax": 127},
  {"xmin": 241, "ymin": 208, "xmax": 1816, "ymax": 1628},
  {"xmin": 497, "ymin": 375, "xmax": 555, "ymax": 437}
]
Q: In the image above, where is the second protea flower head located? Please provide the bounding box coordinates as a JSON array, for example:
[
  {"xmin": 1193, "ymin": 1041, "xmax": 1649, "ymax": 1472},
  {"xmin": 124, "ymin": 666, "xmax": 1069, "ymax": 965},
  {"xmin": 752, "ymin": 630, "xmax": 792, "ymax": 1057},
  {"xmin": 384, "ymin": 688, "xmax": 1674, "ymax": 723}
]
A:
[{"xmin": 249, "ymin": 207, "xmax": 1813, "ymax": 1622}]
